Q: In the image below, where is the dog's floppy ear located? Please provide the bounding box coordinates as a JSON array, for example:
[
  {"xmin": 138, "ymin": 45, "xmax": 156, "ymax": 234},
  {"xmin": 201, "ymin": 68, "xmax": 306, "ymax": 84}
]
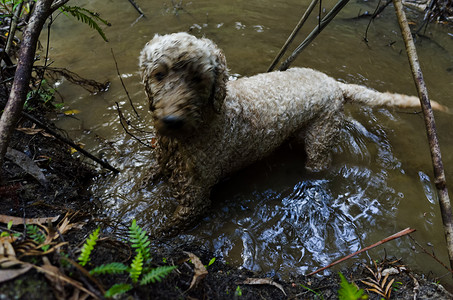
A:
[
  {"xmin": 211, "ymin": 48, "xmax": 228, "ymax": 113},
  {"xmin": 143, "ymin": 76, "xmax": 155, "ymax": 111},
  {"xmin": 139, "ymin": 41, "xmax": 156, "ymax": 111},
  {"xmin": 139, "ymin": 66, "xmax": 156, "ymax": 111}
]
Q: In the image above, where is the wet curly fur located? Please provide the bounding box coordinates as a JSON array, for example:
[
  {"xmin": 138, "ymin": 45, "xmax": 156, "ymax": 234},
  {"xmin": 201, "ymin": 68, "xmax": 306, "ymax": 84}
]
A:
[{"xmin": 139, "ymin": 32, "xmax": 447, "ymax": 233}]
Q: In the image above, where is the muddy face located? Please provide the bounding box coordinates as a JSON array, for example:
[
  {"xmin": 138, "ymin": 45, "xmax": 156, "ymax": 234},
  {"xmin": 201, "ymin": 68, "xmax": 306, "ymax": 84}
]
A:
[
  {"xmin": 140, "ymin": 34, "xmax": 220, "ymax": 138},
  {"xmin": 147, "ymin": 59, "xmax": 215, "ymax": 137}
]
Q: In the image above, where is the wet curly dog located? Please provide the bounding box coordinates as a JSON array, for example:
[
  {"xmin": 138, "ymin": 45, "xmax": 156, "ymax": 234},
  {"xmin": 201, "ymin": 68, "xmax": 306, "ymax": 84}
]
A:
[{"xmin": 139, "ymin": 32, "xmax": 446, "ymax": 232}]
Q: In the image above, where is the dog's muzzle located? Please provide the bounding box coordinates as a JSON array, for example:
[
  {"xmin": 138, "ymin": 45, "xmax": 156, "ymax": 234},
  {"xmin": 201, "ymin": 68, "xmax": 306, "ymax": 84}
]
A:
[
  {"xmin": 161, "ymin": 115, "xmax": 184, "ymax": 130},
  {"xmin": 155, "ymin": 114, "xmax": 188, "ymax": 137}
]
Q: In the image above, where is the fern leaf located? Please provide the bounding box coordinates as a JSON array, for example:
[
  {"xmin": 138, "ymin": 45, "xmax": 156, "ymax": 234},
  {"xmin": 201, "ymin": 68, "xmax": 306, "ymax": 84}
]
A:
[
  {"xmin": 140, "ymin": 265, "xmax": 177, "ymax": 285},
  {"xmin": 128, "ymin": 219, "xmax": 151, "ymax": 261},
  {"xmin": 104, "ymin": 283, "xmax": 132, "ymax": 298},
  {"xmin": 26, "ymin": 224, "xmax": 46, "ymax": 244},
  {"xmin": 338, "ymin": 272, "xmax": 367, "ymax": 300},
  {"xmin": 60, "ymin": 5, "xmax": 110, "ymax": 42},
  {"xmin": 130, "ymin": 252, "xmax": 143, "ymax": 283},
  {"xmin": 90, "ymin": 262, "xmax": 128, "ymax": 275},
  {"xmin": 78, "ymin": 227, "xmax": 100, "ymax": 267}
]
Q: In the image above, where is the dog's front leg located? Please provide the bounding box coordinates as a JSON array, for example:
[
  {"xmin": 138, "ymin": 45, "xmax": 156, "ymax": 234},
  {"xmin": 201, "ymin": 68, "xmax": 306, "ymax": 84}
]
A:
[{"xmin": 167, "ymin": 185, "xmax": 211, "ymax": 233}]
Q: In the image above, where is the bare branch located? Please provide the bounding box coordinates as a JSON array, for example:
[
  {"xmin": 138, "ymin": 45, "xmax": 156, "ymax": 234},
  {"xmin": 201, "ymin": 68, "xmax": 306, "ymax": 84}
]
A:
[{"xmin": 308, "ymin": 228, "xmax": 415, "ymax": 276}]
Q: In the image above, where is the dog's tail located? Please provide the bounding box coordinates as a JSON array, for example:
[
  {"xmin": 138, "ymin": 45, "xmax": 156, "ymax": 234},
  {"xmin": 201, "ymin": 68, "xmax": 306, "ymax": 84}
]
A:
[{"xmin": 340, "ymin": 82, "xmax": 448, "ymax": 112}]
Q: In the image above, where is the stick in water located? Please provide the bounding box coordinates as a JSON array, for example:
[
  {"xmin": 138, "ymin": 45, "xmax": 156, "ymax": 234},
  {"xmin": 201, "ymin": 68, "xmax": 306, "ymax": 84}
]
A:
[{"xmin": 307, "ymin": 227, "xmax": 416, "ymax": 276}]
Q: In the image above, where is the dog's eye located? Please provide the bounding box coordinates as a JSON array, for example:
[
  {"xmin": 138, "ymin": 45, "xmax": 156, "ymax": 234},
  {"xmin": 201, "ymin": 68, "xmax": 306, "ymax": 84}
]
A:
[{"xmin": 155, "ymin": 72, "xmax": 165, "ymax": 81}]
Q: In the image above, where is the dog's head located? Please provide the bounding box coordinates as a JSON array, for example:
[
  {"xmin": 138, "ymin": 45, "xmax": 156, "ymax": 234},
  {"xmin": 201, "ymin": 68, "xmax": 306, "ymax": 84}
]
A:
[{"xmin": 139, "ymin": 32, "xmax": 228, "ymax": 138}]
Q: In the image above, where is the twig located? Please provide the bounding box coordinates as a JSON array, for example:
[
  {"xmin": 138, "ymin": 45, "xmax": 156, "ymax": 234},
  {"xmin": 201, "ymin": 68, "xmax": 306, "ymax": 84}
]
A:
[
  {"xmin": 5, "ymin": 2, "xmax": 23, "ymax": 55},
  {"xmin": 127, "ymin": 0, "xmax": 146, "ymax": 17},
  {"xmin": 364, "ymin": 0, "xmax": 392, "ymax": 42},
  {"xmin": 267, "ymin": 0, "xmax": 319, "ymax": 72},
  {"xmin": 22, "ymin": 112, "xmax": 119, "ymax": 173},
  {"xmin": 111, "ymin": 48, "xmax": 139, "ymax": 118},
  {"xmin": 278, "ymin": 0, "xmax": 350, "ymax": 71},
  {"xmin": 115, "ymin": 102, "xmax": 153, "ymax": 149},
  {"xmin": 307, "ymin": 227, "xmax": 415, "ymax": 276},
  {"xmin": 62, "ymin": 257, "xmax": 106, "ymax": 297},
  {"xmin": 392, "ymin": 0, "xmax": 453, "ymax": 273},
  {"xmin": 408, "ymin": 235, "xmax": 453, "ymax": 274},
  {"xmin": 318, "ymin": 0, "xmax": 322, "ymax": 32},
  {"xmin": 32, "ymin": 13, "xmax": 54, "ymax": 101},
  {"xmin": 35, "ymin": 66, "xmax": 110, "ymax": 94}
]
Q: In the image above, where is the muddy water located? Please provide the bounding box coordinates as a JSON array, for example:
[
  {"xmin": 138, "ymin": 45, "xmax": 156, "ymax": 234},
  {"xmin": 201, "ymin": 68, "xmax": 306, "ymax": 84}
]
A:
[{"xmin": 45, "ymin": 0, "xmax": 453, "ymax": 282}]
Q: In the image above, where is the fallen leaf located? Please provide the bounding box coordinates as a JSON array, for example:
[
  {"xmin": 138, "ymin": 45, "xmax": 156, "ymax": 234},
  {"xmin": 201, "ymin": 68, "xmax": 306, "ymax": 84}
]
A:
[
  {"xmin": 69, "ymin": 289, "xmax": 90, "ymax": 300},
  {"xmin": 39, "ymin": 257, "xmax": 98, "ymax": 299},
  {"xmin": 16, "ymin": 124, "xmax": 43, "ymax": 135},
  {"xmin": 57, "ymin": 216, "xmax": 85, "ymax": 235},
  {"xmin": 184, "ymin": 252, "xmax": 208, "ymax": 290},
  {"xmin": 0, "ymin": 234, "xmax": 18, "ymax": 245},
  {"xmin": 0, "ymin": 214, "xmax": 60, "ymax": 226},
  {"xmin": 63, "ymin": 109, "xmax": 81, "ymax": 116},
  {"xmin": 0, "ymin": 264, "xmax": 32, "ymax": 283},
  {"xmin": 0, "ymin": 256, "xmax": 23, "ymax": 268},
  {"xmin": 0, "ymin": 238, "xmax": 16, "ymax": 257},
  {"xmin": 70, "ymin": 142, "xmax": 85, "ymax": 154},
  {"xmin": 43, "ymin": 256, "xmax": 68, "ymax": 300},
  {"xmin": 382, "ymin": 267, "xmax": 406, "ymax": 277},
  {"xmin": 241, "ymin": 278, "xmax": 287, "ymax": 296},
  {"xmin": 5, "ymin": 147, "xmax": 48, "ymax": 186}
]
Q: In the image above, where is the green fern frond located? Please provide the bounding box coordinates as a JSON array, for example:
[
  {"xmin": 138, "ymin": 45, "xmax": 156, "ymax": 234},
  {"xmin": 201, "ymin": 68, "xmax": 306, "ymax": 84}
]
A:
[
  {"xmin": 26, "ymin": 224, "xmax": 50, "ymax": 251},
  {"xmin": 128, "ymin": 219, "xmax": 151, "ymax": 261},
  {"xmin": 130, "ymin": 252, "xmax": 143, "ymax": 283},
  {"xmin": 140, "ymin": 265, "xmax": 177, "ymax": 285},
  {"xmin": 90, "ymin": 262, "xmax": 128, "ymax": 275},
  {"xmin": 60, "ymin": 5, "xmax": 110, "ymax": 42},
  {"xmin": 26, "ymin": 224, "xmax": 46, "ymax": 244},
  {"xmin": 338, "ymin": 272, "xmax": 367, "ymax": 300},
  {"xmin": 78, "ymin": 227, "xmax": 100, "ymax": 267},
  {"xmin": 104, "ymin": 283, "xmax": 132, "ymax": 298}
]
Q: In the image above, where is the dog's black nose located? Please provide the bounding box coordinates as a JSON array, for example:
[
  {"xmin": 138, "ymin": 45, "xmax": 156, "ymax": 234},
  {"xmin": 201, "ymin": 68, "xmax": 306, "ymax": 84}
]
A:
[{"xmin": 161, "ymin": 115, "xmax": 184, "ymax": 130}]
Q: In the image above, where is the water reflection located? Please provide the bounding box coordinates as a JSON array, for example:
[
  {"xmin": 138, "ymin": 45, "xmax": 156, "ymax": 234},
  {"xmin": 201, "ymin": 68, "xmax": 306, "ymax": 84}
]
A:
[{"xmin": 150, "ymin": 115, "xmax": 401, "ymax": 277}]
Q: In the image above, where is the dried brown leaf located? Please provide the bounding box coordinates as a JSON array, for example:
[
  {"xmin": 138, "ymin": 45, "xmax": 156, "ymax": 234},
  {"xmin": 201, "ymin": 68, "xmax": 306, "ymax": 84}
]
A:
[
  {"xmin": 69, "ymin": 289, "xmax": 90, "ymax": 300},
  {"xmin": 366, "ymin": 288, "xmax": 387, "ymax": 298},
  {"xmin": 361, "ymin": 280, "xmax": 382, "ymax": 290},
  {"xmin": 37, "ymin": 257, "xmax": 98, "ymax": 299},
  {"xmin": 0, "ymin": 264, "xmax": 32, "ymax": 283},
  {"xmin": 5, "ymin": 148, "xmax": 47, "ymax": 186},
  {"xmin": 16, "ymin": 125, "xmax": 43, "ymax": 135},
  {"xmin": 242, "ymin": 277, "xmax": 287, "ymax": 296},
  {"xmin": 381, "ymin": 273, "xmax": 389, "ymax": 290},
  {"xmin": 42, "ymin": 257, "xmax": 66, "ymax": 300},
  {"xmin": 184, "ymin": 251, "xmax": 208, "ymax": 290},
  {"xmin": 0, "ymin": 257, "xmax": 23, "ymax": 268},
  {"xmin": 0, "ymin": 214, "xmax": 60, "ymax": 226},
  {"xmin": 0, "ymin": 239, "xmax": 16, "ymax": 257},
  {"xmin": 364, "ymin": 264, "xmax": 376, "ymax": 277},
  {"xmin": 382, "ymin": 267, "xmax": 405, "ymax": 277},
  {"xmin": 19, "ymin": 241, "xmax": 68, "ymax": 257},
  {"xmin": 384, "ymin": 278, "xmax": 395, "ymax": 298},
  {"xmin": 57, "ymin": 217, "xmax": 84, "ymax": 235}
]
